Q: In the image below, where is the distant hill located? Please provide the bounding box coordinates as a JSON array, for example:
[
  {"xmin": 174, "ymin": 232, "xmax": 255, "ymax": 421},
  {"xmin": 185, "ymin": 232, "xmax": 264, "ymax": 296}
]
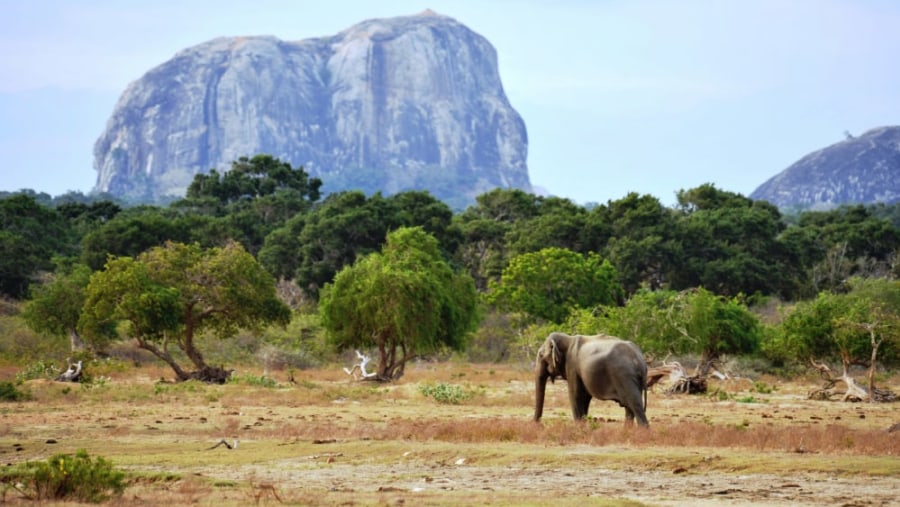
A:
[
  {"xmin": 751, "ymin": 126, "xmax": 900, "ymax": 210},
  {"xmin": 93, "ymin": 11, "xmax": 531, "ymax": 209}
]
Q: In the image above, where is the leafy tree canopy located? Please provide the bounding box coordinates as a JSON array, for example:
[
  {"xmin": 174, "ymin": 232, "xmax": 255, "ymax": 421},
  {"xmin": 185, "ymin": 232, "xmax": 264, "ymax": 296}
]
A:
[
  {"xmin": 485, "ymin": 247, "xmax": 623, "ymax": 325},
  {"xmin": 765, "ymin": 278, "xmax": 900, "ymax": 369},
  {"xmin": 185, "ymin": 154, "xmax": 322, "ymax": 206},
  {"xmin": 79, "ymin": 241, "xmax": 291, "ymax": 382},
  {"xmin": 22, "ymin": 259, "xmax": 96, "ymax": 352},
  {"xmin": 597, "ymin": 193, "xmax": 680, "ymax": 295},
  {"xmin": 670, "ymin": 185, "xmax": 800, "ymax": 298},
  {"xmin": 277, "ymin": 190, "xmax": 456, "ymax": 297},
  {"xmin": 567, "ymin": 288, "xmax": 761, "ymax": 365},
  {"xmin": 0, "ymin": 194, "xmax": 73, "ymax": 298},
  {"xmin": 319, "ymin": 227, "xmax": 478, "ymax": 380}
]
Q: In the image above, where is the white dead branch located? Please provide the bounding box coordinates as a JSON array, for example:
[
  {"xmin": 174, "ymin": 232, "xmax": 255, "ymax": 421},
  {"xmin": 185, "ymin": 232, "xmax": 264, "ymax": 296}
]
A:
[
  {"xmin": 806, "ymin": 359, "xmax": 897, "ymax": 402},
  {"xmin": 207, "ymin": 439, "xmax": 239, "ymax": 450},
  {"xmin": 56, "ymin": 358, "xmax": 83, "ymax": 382},
  {"xmin": 646, "ymin": 360, "xmax": 708, "ymax": 394},
  {"xmin": 343, "ymin": 350, "xmax": 378, "ymax": 380}
]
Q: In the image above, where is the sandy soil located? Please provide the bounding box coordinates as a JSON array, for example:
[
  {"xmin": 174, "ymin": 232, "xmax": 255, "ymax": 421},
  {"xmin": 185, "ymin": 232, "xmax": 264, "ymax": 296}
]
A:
[{"xmin": 1, "ymin": 365, "xmax": 898, "ymax": 506}]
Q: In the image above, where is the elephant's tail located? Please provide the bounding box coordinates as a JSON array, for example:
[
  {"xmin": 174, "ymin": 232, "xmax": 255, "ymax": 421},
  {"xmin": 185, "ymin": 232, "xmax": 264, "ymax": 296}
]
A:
[{"xmin": 641, "ymin": 374, "xmax": 648, "ymax": 412}]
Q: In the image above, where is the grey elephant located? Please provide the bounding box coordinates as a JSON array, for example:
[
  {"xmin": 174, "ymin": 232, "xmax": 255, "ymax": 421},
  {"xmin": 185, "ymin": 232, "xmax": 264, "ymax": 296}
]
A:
[{"xmin": 534, "ymin": 332, "xmax": 649, "ymax": 426}]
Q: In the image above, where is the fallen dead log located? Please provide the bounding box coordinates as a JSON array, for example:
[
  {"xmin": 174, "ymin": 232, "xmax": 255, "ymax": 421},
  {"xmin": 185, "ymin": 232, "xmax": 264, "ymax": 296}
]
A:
[
  {"xmin": 808, "ymin": 359, "xmax": 897, "ymax": 402},
  {"xmin": 207, "ymin": 439, "xmax": 238, "ymax": 450},
  {"xmin": 647, "ymin": 361, "xmax": 708, "ymax": 394},
  {"xmin": 343, "ymin": 350, "xmax": 379, "ymax": 381},
  {"xmin": 55, "ymin": 359, "xmax": 83, "ymax": 382}
]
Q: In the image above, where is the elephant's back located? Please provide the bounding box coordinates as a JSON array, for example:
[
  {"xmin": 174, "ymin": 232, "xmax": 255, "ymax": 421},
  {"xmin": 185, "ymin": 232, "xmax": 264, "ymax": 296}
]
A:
[
  {"xmin": 578, "ymin": 336, "xmax": 640, "ymax": 358},
  {"xmin": 579, "ymin": 338, "xmax": 647, "ymax": 378}
]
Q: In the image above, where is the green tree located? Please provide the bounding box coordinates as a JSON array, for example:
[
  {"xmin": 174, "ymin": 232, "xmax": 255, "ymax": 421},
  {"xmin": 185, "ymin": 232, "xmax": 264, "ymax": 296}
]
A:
[
  {"xmin": 291, "ymin": 191, "xmax": 406, "ymax": 295},
  {"xmin": 79, "ymin": 241, "xmax": 291, "ymax": 382},
  {"xmin": 319, "ymin": 227, "xmax": 478, "ymax": 380},
  {"xmin": 671, "ymin": 184, "xmax": 801, "ymax": 298},
  {"xmin": 504, "ymin": 196, "xmax": 589, "ymax": 257},
  {"xmin": 185, "ymin": 154, "xmax": 322, "ymax": 206},
  {"xmin": 767, "ymin": 278, "xmax": 900, "ymax": 399},
  {"xmin": 56, "ymin": 200, "xmax": 122, "ymax": 241},
  {"xmin": 793, "ymin": 205, "xmax": 900, "ymax": 292},
  {"xmin": 22, "ymin": 260, "xmax": 97, "ymax": 352},
  {"xmin": 485, "ymin": 247, "xmax": 623, "ymax": 325},
  {"xmin": 275, "ymin": 190, "xmax": 457, "ymax": 297},
  {"xmin": 79, "ymin": 206, "xmax": 187, "ymax": 271},
  {"xmin": 388, "ymin": 190, "xmax": 460, "ymax": 254},
  {"xmin": 178, "ymin": 154, "xmax": 323, "ymax": 254},
  {"xmin": 565, "ymin": 290, "xmax": 680, "ymax": 347},
  {"xmin": 453, "ymin": 188, "xmax": 542, "ymax": 290},
  {"xmin": 0, "ymin": 194, "xmax": 73, "ymax": 298},
  {"xmin": 671, "ymin": 288, "xmax": 762, "ymax": 368},
  {"xmin": 599, "ymin": 193, "xmax": 679, "ymax": 295},
  {"xmin": 574, "ymin": 288, "xmax": 761, "ymax": 368}
]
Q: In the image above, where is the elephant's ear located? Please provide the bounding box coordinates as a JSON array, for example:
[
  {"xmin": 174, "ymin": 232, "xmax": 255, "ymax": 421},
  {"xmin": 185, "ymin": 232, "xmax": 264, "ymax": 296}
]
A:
[
  {"xmin": 550, "ymin": 340, "xmax": 559, "ymax": 370},
  {"xmin": 548, "ymin": 336, "xmax": 561, "ymax": 375}
]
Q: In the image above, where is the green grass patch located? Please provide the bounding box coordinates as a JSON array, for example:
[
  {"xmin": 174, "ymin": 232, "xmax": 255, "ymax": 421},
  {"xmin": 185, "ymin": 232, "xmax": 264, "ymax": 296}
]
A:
[{"xmin": 1, "ymin": 449, "xmax": 126, "ymax": 503}]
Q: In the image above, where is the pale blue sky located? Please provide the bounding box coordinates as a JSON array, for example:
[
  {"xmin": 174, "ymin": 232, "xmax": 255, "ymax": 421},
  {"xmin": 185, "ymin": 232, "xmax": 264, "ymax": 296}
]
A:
[{"xmin": 2, "ymin": 0, "xmax": 899, "ymax": 206}]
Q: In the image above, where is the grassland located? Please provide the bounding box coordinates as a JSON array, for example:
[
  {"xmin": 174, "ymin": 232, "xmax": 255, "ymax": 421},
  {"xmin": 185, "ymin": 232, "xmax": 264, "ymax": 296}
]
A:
[{"xmin": 1, "ymin": 361, "xmax": 898, "ymax": 506}]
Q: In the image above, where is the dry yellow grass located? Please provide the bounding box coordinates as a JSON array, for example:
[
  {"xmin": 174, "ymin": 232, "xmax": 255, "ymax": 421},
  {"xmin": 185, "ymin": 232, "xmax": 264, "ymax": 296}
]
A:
[{"xmin": 1, "ymin": 362, "xmax": 898, "ymax": 506}]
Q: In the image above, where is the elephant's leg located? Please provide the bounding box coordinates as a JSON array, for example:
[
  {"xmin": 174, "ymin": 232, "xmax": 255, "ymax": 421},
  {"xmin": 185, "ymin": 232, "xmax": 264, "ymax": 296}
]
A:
[
  {"xmin": 570, "ymin": 378, "xmax": 592, "ymax": 420},
  {"xmin": 624, "ymin": 406, "xmax": 635, "ymax": 426},
  {"xmin": 634, "ymin": 407, "xmax": 649, "ymax": 427},
  {"xmin": 629, "ymin": 394, "xmax": 649, "ymax": 427}
]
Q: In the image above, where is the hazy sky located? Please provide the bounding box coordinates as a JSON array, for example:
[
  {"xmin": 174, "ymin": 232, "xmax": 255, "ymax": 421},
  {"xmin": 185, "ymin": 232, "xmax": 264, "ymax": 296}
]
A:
[{"xmin": 2, "ymin": 0, "xmax": 899, "ymax": 206}]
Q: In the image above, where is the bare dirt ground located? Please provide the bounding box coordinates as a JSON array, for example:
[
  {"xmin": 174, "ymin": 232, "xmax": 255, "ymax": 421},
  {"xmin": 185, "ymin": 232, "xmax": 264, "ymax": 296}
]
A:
[{"xmin": 1, "ymin": 362, "xmax": 898, "ymax": 506}]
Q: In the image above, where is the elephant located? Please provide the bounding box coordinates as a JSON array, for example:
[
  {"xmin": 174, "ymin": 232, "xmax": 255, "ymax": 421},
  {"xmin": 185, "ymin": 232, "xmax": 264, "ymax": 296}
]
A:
[{"xmin": 533, "ymin": 332, "xmax": 649, "ymax": 426}]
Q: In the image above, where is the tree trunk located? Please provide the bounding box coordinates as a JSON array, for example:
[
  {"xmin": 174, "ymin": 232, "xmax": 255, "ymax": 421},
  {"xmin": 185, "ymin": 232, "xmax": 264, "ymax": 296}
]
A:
[
  {"xmin": 866, "ymin": 327, "xmax": 882, "ymax": 400},
  {"xmin": 181, "ymin": 312, "xmax": 209, "ymax": 373},
  {"xmin": 67, "ymin": 329, "xmax": 84, "ymax": 353},
  {"xmin": 135, "ymin": 336, "xmax": 191, "ymax": 382}
]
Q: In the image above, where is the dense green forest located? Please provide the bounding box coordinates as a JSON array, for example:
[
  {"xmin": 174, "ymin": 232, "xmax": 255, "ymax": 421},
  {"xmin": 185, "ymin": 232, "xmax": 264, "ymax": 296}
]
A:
[{"xmin": 2, "ymin": 155, "xmax": 898, "ymax": 388}]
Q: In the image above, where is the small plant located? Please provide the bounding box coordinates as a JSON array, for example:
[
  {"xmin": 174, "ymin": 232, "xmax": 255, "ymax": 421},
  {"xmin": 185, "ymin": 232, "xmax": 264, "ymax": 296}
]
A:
[
  {"xmin": 227, "ymin": 373, "xmax": 278, "ymax": 388},
  {"xmin": 154, "ymin": 380, "xmax": 203, "ymax": 396},
  {"xmin": 81, "ymin": 375, "xmax": 111, "ymax": 390},
  {"xmin": 0, "ymin": 381, "xmax": 30, "ymax": 401},
  {"xmin": 711, "ymin": 389, "xmax": 732, "ymax": 401},
  {"xmin": 10, "ymin": 449, "xmax": 125, "ymax": 503},
  {"xmin": 753, "ymin": 381, "xmax": 775, "ymax": 394},
  {"xmin": 736, "ymin": 395, "xmax": 761, "ymax": 404},
  {"xmin": 15, "ymin": 361, "xmax": 60, "ymax": 382},
  {"xmin": 418, "ymin": 382, "xmax": 474, "ymax": 404}
]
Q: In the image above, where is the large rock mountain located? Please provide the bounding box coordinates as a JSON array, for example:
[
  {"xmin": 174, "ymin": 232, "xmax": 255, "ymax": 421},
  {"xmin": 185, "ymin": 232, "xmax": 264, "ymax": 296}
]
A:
[
  {"xmin": 93, "ymin": 10, "xmax": 530, "ymax": 208},
  {"xmin": 751, "ymin": 126, "xmax": 900, "ymax": 210}
]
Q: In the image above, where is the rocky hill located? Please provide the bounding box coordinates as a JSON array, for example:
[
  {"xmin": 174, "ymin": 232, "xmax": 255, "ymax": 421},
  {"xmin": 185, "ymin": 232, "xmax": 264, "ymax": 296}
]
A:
[
  {"xmin": 93, "ymin": 10, "xmax": 531, "ymax": 208},
  {"xmin": 751, "ymin": 126, "xmax": 900, "ymax": 210}
]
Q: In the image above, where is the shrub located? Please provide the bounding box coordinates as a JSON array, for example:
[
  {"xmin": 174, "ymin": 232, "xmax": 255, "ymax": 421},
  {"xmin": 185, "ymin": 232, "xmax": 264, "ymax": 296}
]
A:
[
  {"xmin": 10, "ymin": 449, "xmax": 125, "ymax": 502},
  {"xmin": 0, "ymin": 381, "xmax": 29, "ymax": 401},
  {"xmin": 14, "ymin": 360, "xmax": 60, "ymax": 382},
  {"xmin": 753, "ymin": 381, "xmax": 775, "ymax": 394},
  {"xmin": 419, "ymin": 382, "xmax": 475, "ymax": 404},
  {"xmin": 0, "ymin": 315, "xmax": 68, "ymax": 363}
]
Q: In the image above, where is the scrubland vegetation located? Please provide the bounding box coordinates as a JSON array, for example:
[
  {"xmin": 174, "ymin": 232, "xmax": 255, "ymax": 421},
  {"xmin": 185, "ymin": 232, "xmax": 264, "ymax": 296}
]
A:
[
  {"xmin": 1, "ymin": 155, "xmax": 899, "ymax": 504},
  {"xmin": 0, "ymin": 361, "xmax": 897, "ymax": 505}
]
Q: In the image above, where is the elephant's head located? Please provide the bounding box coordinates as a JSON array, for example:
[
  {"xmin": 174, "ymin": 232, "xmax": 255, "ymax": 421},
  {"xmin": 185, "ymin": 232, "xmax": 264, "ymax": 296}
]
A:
[{"xmin": 534, "ymin": 333, "xmax": 567, "ymax": 421}]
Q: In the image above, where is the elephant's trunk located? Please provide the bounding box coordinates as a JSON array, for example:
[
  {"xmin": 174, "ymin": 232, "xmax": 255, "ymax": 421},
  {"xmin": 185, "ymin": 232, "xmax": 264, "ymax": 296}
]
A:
[{"xmin": 534, "ymin": 361, "xmax": 549, "ymax": 422}]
